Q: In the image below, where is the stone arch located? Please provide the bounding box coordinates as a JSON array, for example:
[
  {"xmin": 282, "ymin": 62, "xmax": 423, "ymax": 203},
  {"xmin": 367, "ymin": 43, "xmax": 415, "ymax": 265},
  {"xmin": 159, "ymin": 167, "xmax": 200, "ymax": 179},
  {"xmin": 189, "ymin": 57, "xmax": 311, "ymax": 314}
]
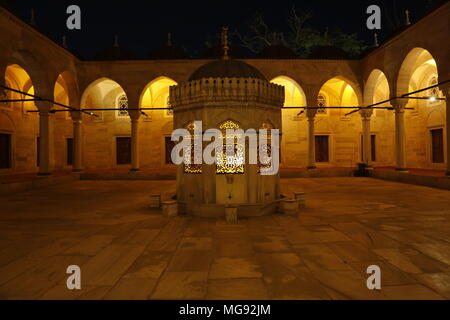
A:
[
  {"xmin": 397, "ymin": 48, "xmax": 438, "ymax": 97},
  {"xmin": 140, "ymin": 76, "xmax": 177, "ymax": 106},
  {"xmin": 4, "ymin": 64, "xmax": 37, "ymax": 112},
  {"xmin": 53, "ymin": 71, "xmax": 79, "ymax": 108},
  {"xmin": 318, "ymin": 76, "xmax": 363, "ymax": 107},
  {"xmin": 80, "ymin": 77, "xmax": 127, "ymax": 119},
  {"xmin": 364, "ymin": 69, "xmax": 390, "ymax": 107},
  {"xmin": 270, "ymin": 76, "xmax": 307, "ymax": 107},
  {"xmin": 5, "ymin": 50, "xmax": 51, "ymax": 98}
]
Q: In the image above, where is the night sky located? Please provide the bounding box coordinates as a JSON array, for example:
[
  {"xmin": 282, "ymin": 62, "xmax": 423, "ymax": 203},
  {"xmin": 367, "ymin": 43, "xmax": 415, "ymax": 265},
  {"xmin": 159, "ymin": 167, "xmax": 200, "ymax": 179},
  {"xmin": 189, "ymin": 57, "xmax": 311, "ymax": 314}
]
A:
[{"xmin": 3, "ymin": 0, "xmax": 443, "ymax": 59}]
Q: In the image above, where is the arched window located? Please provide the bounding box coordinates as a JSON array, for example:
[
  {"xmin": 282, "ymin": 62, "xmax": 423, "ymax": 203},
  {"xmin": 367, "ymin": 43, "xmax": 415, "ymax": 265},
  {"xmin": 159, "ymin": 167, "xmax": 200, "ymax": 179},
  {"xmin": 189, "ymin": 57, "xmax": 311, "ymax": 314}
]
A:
[
  {"xmin": 116, "ymin": 94, "xmax": 129, "ymax": 118},
  {"xmin": 428, "ymin": 76, "xmax": 441, "ymax": 106},
  {"xmin": 317, "ymin": 93, "xmax": 327, "ymax": 114},
  {"xmin": 216, "ymin": 120, "xmax": 244, "ymax": 174}
]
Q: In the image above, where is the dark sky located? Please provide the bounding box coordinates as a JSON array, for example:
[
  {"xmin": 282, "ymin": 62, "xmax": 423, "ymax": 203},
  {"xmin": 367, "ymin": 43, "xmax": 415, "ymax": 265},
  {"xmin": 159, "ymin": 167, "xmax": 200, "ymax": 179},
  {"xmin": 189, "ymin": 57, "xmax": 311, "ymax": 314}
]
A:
[{"xmin": 3, "ymin": 0, "xmax": 443, "ymax": 59}]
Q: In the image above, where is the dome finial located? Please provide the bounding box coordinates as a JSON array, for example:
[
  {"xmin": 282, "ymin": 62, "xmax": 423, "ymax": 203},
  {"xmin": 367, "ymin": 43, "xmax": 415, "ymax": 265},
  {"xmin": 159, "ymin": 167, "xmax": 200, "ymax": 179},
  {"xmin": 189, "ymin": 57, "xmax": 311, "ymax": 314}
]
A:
[{"xmin": 222, "ymin": 26, "xmax": 230, "ymax": 60}]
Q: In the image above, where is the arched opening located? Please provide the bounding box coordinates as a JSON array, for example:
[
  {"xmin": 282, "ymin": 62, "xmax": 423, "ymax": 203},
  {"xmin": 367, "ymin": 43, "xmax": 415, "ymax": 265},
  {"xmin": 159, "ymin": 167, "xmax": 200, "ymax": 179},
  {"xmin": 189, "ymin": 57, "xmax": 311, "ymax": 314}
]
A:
[
  {"xmin": 397, "ymin": 48, "xmax": 445, "ymax": 167},
  {"xmin": 140, "ymin": 76, "xmax": 177, "ymax": 118},
  {"xmin": 53, "ymin": 73, "xmax": 70, "ymax": 120},
  {"xmin": 319, "ymin": 77, "xmax": 360, "ymax": 112},
  {"xmin": 365, "ymin": 69, "xmax": 390, "ymax": 107},
  {"xmin": 270, "ymin": 75, "xmax": 306, "ymax": 108},
  {"xmin": 80, "ymin": 78, "xmax": 129, "ymax": 169},
  {"xmin": 4, "ymin": 64, "xmax": 36, "ymax": 113},
  {"xmin": 140, "ymin": 76, "xmax": 177, "ymax": 169},
  {"xmin": 2, "ymin": 64, "xmax": 38, "ymax": 171},
  {"xmin": 81, "ymin": 78, "xmax": 128, "ymax": 120},
  {"xmin": 270, "ymin": 76, "xmax": 306, "ymax": 167},
  {"xmin": 364, "ymin": 70, "xmax": 392, "ymax": 164},
  {"xmin": 316, "ymin": 77, "xmax": 361, "ymax": 166},
  {"xmin": 53, "ymin": 72, "xmax": 78, "ymax": 169}
]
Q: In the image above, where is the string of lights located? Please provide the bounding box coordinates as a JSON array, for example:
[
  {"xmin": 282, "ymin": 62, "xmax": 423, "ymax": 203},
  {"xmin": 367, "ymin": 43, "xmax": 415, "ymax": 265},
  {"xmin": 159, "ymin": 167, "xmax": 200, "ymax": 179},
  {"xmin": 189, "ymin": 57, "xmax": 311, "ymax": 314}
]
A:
[{"xmin": 1, "ymin": 79, "xmax": 448, "ymax": 118}]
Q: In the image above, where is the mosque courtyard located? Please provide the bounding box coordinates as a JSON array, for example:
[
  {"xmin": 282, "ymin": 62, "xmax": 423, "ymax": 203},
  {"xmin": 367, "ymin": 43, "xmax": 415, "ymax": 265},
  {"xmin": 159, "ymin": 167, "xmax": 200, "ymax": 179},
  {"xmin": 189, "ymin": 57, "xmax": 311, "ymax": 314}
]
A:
[{"xmin": 0, "ymin": 177, "xmax": 449, "ymax": 300}]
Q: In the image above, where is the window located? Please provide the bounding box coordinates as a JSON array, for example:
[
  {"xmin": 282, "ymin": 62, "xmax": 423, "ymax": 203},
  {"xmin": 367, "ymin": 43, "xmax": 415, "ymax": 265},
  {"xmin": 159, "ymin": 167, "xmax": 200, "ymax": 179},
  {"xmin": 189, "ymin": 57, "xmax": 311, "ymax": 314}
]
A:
[
  {"xmin": 0, "ymin": 134, "xmax": 11, "ymax": 169},
  {"xmin": 216, "ymin": 120, "xmax": 244, "ymax": 174},
  {"xmin": 67, "ymin": 138, "xmax": 74, "ymax": 166},
  {"xmin": 165, "ymin": 136, "xmax": 176, "ymax": 164},
  {"xmin": 317, "ymin": 94, "xmax": 327, "ymax": 115},
  {"xmin": 183, "ymin": 121, "xmax": 202, "ymax": 174},
  {"xmin": 428, "ymin": 76, "xmax": 440, "ymax": 106},
  {"xmin": 315, "ymin": 135, "xmax": 329, "ymax": 163},
  {"xmin": 361, "ymin": 134, "xmax": 377, "ymax": 162},
  {"xmin": 431, "ymin": 129, "xmax": 444, "ymax": 163},
  {"xmin": 116, "ymin": 137, "xmax": 131, "ymax": 165},
  {"xmin": 116, "ymin": 94, "xmax": 129, "ymax": 118}
]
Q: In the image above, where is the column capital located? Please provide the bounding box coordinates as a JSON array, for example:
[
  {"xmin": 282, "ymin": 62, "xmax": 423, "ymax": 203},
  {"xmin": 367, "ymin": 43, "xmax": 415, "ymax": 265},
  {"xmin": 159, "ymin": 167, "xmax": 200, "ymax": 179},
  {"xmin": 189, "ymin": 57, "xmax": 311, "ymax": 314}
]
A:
[
  {"xmin": 306, "ymin": 107, "xmax": 317, "ymax": 119},
  {"xmin": 128, "ymin": 110, "xmax": 141, "ymax": 121},
  {"xmin": 391, "ymin": 100, "xmax": 408, "ymax": 113},
  {"xmin": 70, "ymin": 110, "xmax": 83, "ymax": 121},
  {"xmin": 35, "ymin": 100, "xmax": 51, "ymax": 113},
  {"xmin": 359, "ymin": 108, "xmax": 373, "ymax": 120}
]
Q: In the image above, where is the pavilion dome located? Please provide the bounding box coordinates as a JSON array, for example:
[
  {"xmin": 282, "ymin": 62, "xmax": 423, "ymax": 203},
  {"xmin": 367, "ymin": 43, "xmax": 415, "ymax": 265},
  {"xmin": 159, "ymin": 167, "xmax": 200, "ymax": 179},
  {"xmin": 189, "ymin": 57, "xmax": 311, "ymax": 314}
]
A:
[
  {"xmin": 258, "ymin": 45, "xmax": 297, "ymax": 59},
  {"xmin": 189, "ymin": 59, "xmax": 266, "ymax": 81},
  {"xmin": 308, "ymin": 45, "xmax": 349, "ymax": 60}
]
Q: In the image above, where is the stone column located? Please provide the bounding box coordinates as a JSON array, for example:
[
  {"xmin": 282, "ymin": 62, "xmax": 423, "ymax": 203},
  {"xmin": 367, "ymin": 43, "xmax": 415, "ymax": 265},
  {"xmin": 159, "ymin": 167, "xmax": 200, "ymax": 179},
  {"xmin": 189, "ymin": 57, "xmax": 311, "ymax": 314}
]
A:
[
  {"xmin": 393, "ymin": 101, "xmax": 408, "ymax": 171},
  {"xmin": 306, "ymin": 108, "xmax": 317, "ymax": 169},
  {"xmin": 129, "ymin": 111, "xmax": 140, "ymax": 172},
  {"xmin": 37, "ymin": 103, "xmax": 51, "ymax": 176},
  {"xmin": 71, "ymin": 111, "xmax": 83, "ymax": 172},
  {"xmin": 360, "ymin": 108, "xmax": 373, "ymax": 166}
]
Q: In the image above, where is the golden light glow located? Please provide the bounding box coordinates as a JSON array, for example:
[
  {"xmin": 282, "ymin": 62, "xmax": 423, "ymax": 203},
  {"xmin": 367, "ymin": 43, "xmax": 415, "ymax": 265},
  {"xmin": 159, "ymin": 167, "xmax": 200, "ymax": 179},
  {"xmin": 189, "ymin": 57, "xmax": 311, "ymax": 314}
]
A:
[
  {"xmin": 81, "ymin": 78, "xmax": 126, "ymax": 119},
  {"xmin": 216, "ymin": 120, "xmax": 244, "ymax": 174},
  {"xmin": 4, "ymin": 64, "xmax": 35, "ymax": 111},
  {"xmin": 140, "ymin": 77, "xmax": 177, "ymax": 117},
  {"xmin": 319, "ymin": 77, "xmax": 358, "ymax": 108},
  {"xmin": 270, "ymin": 76, "xmax": 304, "ymax": 107}
]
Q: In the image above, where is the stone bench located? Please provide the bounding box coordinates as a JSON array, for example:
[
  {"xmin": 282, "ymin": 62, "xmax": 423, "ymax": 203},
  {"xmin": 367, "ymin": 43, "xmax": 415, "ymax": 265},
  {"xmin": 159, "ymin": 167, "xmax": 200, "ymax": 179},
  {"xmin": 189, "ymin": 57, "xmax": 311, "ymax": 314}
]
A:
[
  {"xmin": 225, "ymin": 206, "xmax": 238, "ymax": 224},
  {"xmin": 149, "ymin": 194, "xmax": 161, "ymax": 208},
  {"xmin": 161, "ymin": 200, "xmax": 177, "ymax": 218}
]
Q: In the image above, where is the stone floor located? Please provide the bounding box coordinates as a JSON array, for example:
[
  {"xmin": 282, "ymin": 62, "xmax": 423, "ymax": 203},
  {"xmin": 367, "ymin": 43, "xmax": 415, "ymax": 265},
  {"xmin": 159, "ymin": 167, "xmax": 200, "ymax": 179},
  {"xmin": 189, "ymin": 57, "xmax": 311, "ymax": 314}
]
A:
[{"xmin": 0, "ymin": 177, "xmax": 450, "ymax": 300}]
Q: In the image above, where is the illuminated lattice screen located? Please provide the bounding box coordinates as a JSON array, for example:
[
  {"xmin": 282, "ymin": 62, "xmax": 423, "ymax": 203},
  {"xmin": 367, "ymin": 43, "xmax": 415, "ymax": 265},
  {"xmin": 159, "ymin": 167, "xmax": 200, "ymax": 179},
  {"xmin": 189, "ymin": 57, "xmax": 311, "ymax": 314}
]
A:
[{"xmin": 216, "ymin": 144, "xmax": 245, "ymax": 174}]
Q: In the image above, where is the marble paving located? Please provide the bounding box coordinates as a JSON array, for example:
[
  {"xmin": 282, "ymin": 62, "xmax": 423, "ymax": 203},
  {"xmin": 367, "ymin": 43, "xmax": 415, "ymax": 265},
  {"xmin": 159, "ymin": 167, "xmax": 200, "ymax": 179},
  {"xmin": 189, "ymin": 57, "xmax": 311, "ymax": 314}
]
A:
[{"xmin": 0, "ymin": 177, "xmax": 450, "ymax": 300}]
